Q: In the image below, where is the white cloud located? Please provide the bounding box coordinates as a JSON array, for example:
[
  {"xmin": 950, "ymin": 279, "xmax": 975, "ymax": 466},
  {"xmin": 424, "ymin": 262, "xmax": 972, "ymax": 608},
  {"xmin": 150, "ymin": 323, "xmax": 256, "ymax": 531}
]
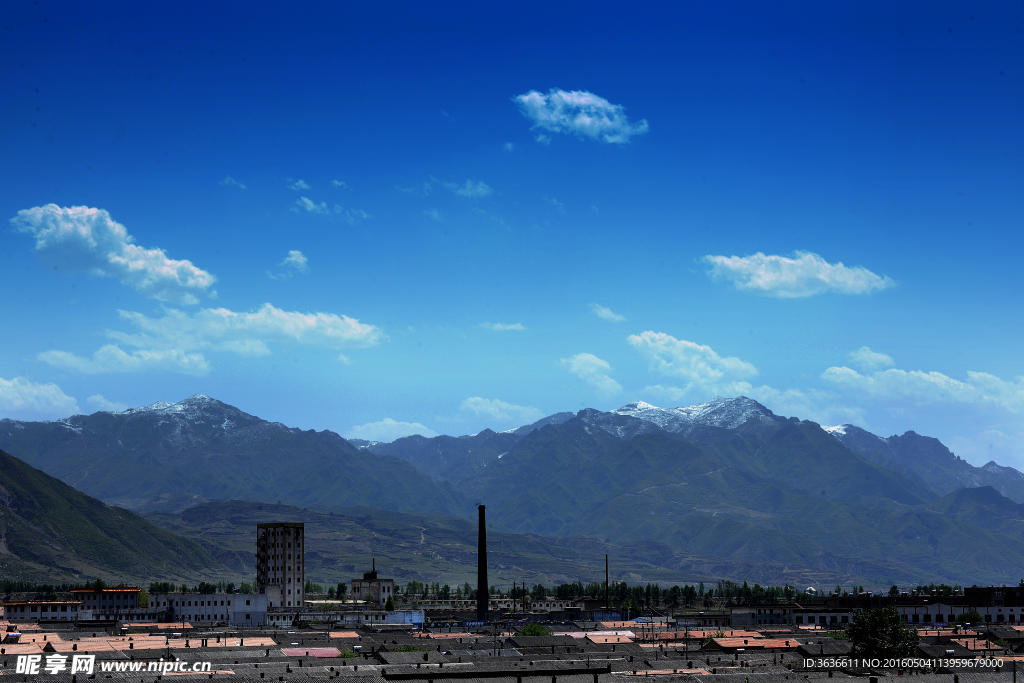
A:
[
  {"xmin": 444, "ymin": 179, "xmax": 493, "ymax": 198},
  {"xmin": 293, "ymin": 197, "xmax": 331, "ymax": 215},
  {"xmin": 702, "ymin": 251, "xmax": 895, "ymax": 298},
  {"xmin": 515, "ymin": 88, "xmax": 650, "ymax": 144},
  {"xmin": 399, "ymin": 180, "xmax": 434, "ymax": 197},
  {"xmin": 39, "ymin": 303, "xmax": 384, "ymax": 375},
  {"xmin": 11, "ymin": 204, "xmax": 217, "ymax": 305},
  {"xmin": 535, "ymin": 134, "xmax": 552, "ymax": 145},
  {"xmin": 849, "ymin": 346, "xmax": 895, "ymax": 371},
  {"xmin": 220, "ymin": 176, "xmax": 246, "ymax": 190},
  {"xmin": 39, "ymin": 346, "xmax": 211, "ymax": 375},
  {"xmin": 281, "ymin": 250, "xmax": 309, "ymax": 273},
  {"xmin": 292, "ymin": 198, "xmax": 369, "ymax": 224},
  {"xmin": 822, "ymin": 364, "xmax": 1024, "ymax": 413},
  {"xmin": 424, "ymin": 209, "xmax": 442, "ymax": 222},
  {"xmin": 86, "ymin": 394, "xmax": 129, "ymax": 412},
  {"xmin": 590, "ymin": 303, "xmax": 626, "ymax": 323},
  {"xmin": 503, "ymin": 142, "xmax": 515, "ymax": 151},
  {"xmin": 628, "ymin": 331, "xmax": 758, "ymax": 398},
  {"xmin": 0, "ymin": 376, "xmax": 79, "ymax": 418},
  {"xmin": 345, "ymin": 418, "xmax": 438, "ymax": 442},
  {"xmin": 559, "ymin": 352, "xmax": 622, "ymax": 397},
  {"xmin": 286, "ymin": 178, "xmax": 310, "ymax": 191},
  {"xmin": 480, "ymin": 322, "xmax": 525, "ymax": 331},
  {"xmin": 337, "ymin": 353, "xmax": 352, "ymax": 365},
  {"xmin": 337, "ymin": 207, "xmax": 370, "ymax": 225},
  {"xmin": 460, "ymin": 397, "xmax": 543, "ymax": 423},
  {"xmin": 331, "ymin": 180, "xmax": 350, "ymax": 189}
]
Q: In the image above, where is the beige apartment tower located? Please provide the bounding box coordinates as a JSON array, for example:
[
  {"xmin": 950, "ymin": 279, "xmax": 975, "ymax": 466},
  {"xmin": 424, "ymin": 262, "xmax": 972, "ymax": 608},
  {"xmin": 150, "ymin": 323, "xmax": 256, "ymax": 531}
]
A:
[{"xmin": 255, "ymin": 522, "xmax": 305, "ymax": 608}]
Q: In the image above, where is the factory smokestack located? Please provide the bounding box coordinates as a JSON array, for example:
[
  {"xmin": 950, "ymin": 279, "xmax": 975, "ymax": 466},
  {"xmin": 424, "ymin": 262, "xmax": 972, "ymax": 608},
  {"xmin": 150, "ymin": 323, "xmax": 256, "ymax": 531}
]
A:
[{"xmin": 477, "ymin": 504, "xmax": 488, "ymax": 622}]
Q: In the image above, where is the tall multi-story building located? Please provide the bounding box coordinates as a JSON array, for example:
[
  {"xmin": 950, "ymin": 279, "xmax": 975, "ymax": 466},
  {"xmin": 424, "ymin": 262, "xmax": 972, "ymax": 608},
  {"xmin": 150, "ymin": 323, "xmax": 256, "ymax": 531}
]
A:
[{"xmin": 255, "ymin": 522, "xmax": 305, "ymax": 608}]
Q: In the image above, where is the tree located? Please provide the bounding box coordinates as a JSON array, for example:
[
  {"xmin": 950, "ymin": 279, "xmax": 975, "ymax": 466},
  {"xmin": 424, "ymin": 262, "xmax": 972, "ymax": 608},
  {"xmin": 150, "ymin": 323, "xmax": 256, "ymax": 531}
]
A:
[
  {"xmin": 518, "ymin": 624, "xmax": 551, "ymax": 636},
  {"xmin": 239, "ymin": 583, "xmax": 253, "ymax": 594},
  {"xmin": 955, "ymin": 610, "xmax": 983, "ymax": 626},
  {"xmin": 889, "ymin": 585, "xmax": 899, "ymax": 597},
  {"xmin": 847, "ymin": 607, "xmax": 918, "ymax": 659},
  {"xmin": 385, "ymin": 595, "xmax": 395, "ymax": 611},
  {"xmin": 337, "ymin": 583, "xmax": 348, "ymax": 601}
]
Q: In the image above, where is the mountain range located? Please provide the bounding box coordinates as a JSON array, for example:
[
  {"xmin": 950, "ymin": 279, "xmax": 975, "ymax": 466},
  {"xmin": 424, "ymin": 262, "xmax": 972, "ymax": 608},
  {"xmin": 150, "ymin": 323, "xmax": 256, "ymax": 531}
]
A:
[{"xmin": 4, "ymin": 394, "xmax": 1024, "ymax": 587}]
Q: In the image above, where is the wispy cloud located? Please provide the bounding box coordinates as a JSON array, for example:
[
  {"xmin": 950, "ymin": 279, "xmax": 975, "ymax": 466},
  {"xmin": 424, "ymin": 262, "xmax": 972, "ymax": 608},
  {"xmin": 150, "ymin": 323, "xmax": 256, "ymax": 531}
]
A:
[
  {"xmin": 220, "ymin": 176, "xmax": 246, "ymax": 190},
  {"xmin": 292, "ymin": 197, "xmax": 369, "ymax": 224},
  {"xmin": 559, "ymin": 352, "xmax": 622, "ymax": 397},
  {"xmin": 590, "ymin": 303, "xmax": 626, "ymax": 323},
  {"xmin": 849, "ymin": 346, "xmax": 895, "ymax": 372},
  {"xmin": 39, "ymin": 346, "xmax": 211, "ymax": 375},
  {"xmin": 331, "ymin": 180, "xmax": 350, "ymax": 189},
  {"xmin": 822, "ymin": 364, "xmax": 1024, "ymax": 412},
  {"xmin": 515, "ymin": 88, "xmax": 650, "ymax": 144},
  {"xmin": 628, "ymin": 331, "xmax": 758, "ymax": 397},
  {"xmin": 480, "ymin": 322, "xmax": 525, "ymax": 331},
  {"xmin": 398, "ymin": 180, "xmax": 435, "ymax": 197},
  {"xmin": 460, "ymin": 397, "xmax": 543, "ymax": 422},
  {"xmin": 268, "ymin": 250, "xmax": 310, "ymax": 280},
  {"xmin": 11, "ymin": 204, "xmax": 217, "ymax": 305},
  {"xmin": 286, "ymin": 178, "xmax": 310, "ymax": 191},
  {"xmin": 86, "ymin": 394, "xmax": 129, "ymax": 412},
  {"xmin": 702, "ymin": 251, "xmax": 896, "ymax": 298},
  {"xmin": 0, "ymin": 376, "xmax": 79, "ymax": 418},
  {"xmin": 39, "ymin": 303, "xmax": 385, "ymax": 375},
  {"xmin": 345, "ymin": 418, "xmax": 438, "ymax": 442},
  {"xmin": 503, "ymin": 142, "xmax": 515, "ymax": 151},
  {"xmin": 445, "ymin": 179, "xmax": 493, "ymax": 198},
  {"xmin": 535, "ymin": 134, "xmax": 552, "ymax": 145},
  {"xmin": 281, "ymin": 250, "xmax": 309, "ymax": 273},
  {"xmin": 472, "ymin": 207, "xmax": 509, "ymax": 229},
  {"xmin": 544, "ymin": 196, "xmax": 565, "ymax": 213},
  {"xmin": 424, "ymin": 209, "xmax": 442, "ymax": 222},
  {"xmin": 293, "ymin": 197, "xmax": 331, "ymax": 215}
]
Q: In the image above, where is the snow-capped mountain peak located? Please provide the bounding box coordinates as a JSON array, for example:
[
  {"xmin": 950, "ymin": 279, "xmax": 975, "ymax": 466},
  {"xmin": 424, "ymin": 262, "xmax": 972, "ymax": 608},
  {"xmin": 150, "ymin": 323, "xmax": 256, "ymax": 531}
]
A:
[{"xmin": 610, "ymin": 396, "xmax": 779, "ymax": 434}]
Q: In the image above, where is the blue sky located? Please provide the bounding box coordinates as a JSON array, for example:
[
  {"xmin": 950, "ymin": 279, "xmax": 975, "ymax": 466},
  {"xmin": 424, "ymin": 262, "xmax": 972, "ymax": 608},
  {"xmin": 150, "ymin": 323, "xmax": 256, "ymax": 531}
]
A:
[{"xmin": 2, "ymin": 1, "xmax": 1023, "ymax": 468}]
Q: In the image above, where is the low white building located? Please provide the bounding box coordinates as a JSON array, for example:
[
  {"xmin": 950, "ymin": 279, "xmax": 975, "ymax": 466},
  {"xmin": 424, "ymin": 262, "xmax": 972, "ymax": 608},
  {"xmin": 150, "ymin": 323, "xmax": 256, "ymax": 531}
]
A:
[
  {"xmin": 159, "ymin": 592, "xmax": 267, "ymax": 626},
  {"xmin": 4, "ymin": 601, "xmax": 82, "ymax": 622}
]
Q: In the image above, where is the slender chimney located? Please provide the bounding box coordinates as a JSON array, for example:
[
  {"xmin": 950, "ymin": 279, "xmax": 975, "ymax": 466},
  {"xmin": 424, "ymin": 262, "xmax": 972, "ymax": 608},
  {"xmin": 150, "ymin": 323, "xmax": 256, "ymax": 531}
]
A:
[{"xmin": 477, "ymin": 504, "xmax": 488, "ymax": 622}]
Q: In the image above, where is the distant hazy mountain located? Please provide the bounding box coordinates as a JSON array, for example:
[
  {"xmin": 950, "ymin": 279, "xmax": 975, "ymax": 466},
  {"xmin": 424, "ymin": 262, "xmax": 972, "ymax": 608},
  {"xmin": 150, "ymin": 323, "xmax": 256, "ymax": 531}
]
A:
[
  {"xmin": 7, "ymin": 393, "xmax": 1024, "ymax": 586},
  {"xmin": 0, "ymin": 395, "xmax": 467, "ymax": 515},
  {"xmin": 351, "ymin": 412, "xmax": 575, "ymax": 483},
  {"xmin": 0, "ymin": 447, "xmax": 226, "ymax": 583},
  {"xmin": 824, "ymin": 423, "xmax": 1024, "ymax": 503}
]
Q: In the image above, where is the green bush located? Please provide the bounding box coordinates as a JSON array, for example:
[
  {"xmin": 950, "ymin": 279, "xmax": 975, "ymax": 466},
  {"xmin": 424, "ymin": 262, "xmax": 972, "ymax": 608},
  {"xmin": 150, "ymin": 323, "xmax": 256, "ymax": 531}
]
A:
[{"xmin": 517, "ymin": 624, "xmax": 551, "ymax": 637}]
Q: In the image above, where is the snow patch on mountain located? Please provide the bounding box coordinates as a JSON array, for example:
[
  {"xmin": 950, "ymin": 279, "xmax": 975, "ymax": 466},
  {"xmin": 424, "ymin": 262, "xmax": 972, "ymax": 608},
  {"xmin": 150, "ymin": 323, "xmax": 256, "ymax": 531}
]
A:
[
  {"xmin": 823, "ymin": 425, "xmax": 847, "ymax": 437},
  {"xmin": 611, "ymin": 396, "xmax": 780, "ymax": 434}
]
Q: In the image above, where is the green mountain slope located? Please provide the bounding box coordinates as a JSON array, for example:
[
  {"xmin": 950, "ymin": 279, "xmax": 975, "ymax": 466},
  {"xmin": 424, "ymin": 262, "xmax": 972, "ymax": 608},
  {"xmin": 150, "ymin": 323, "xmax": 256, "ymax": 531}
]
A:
[{"xmin": 0, "ymin": 448, "xmax": 228, "ymax": 584}]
